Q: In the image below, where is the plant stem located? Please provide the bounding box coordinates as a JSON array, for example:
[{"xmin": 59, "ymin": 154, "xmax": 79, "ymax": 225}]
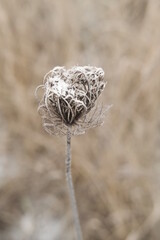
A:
[{"xmin": 65, "ymin": 128, "xmax": 83, "ymax": 240}]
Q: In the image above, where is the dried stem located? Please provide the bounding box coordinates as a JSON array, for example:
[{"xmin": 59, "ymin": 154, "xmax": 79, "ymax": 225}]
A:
[{"xmin": 65, "ymin": 128, "xmax": 83, "ymax": 240}]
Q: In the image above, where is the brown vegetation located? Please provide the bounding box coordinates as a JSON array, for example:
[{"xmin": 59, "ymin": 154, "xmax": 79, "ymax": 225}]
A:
[{"xmin": 0, "ymin": 0, "xmax": 160, "ymax": 239}]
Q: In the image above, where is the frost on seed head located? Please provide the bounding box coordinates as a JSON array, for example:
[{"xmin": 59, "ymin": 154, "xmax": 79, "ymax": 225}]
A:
[{"xmin": 36, "ymin": 66, "xmax": 108, "ymax": 136}]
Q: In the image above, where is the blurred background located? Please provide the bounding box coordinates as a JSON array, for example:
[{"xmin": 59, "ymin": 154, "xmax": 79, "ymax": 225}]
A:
[{"xmin": 0, "ymin": 0, "xmax": 160, "ymax": 239}]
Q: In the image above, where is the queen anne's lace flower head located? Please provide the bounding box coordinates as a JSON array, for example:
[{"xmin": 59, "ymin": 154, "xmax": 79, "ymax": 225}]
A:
[{"xmin": 37, "ymin": 66, "xmax": 107, "ymax": 135}]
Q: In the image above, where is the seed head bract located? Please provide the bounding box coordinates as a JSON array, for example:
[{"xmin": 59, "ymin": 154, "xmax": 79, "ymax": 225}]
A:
[{"xmin": 36, "ymin": 66, "xmax": 108, "ymax": 135}]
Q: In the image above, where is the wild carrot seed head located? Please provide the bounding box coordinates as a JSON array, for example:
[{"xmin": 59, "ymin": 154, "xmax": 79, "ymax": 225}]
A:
[{"xmin": 36, "ymin": 66, "xmax": 107, "ymax": 135}]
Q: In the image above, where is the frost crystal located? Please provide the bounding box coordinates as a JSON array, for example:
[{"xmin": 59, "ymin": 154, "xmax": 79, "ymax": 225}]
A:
[{"xmin": 37, "ymin": 66, "xmax": 107, "ymax": 135}]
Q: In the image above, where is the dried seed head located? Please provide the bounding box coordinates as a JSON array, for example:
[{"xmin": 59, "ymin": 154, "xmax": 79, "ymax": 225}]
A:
[{"xmin": 36, "ymin": 66, "xmax": 108, "ymax": 135}]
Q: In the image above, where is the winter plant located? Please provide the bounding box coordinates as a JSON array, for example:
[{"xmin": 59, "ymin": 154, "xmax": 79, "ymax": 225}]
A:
[{"xmin": 36, "ymin": 66, "xmax": 108, "ymax": 240}]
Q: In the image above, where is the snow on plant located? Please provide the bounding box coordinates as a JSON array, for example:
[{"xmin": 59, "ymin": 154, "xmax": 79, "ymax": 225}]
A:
[{"xmin": 37, "ymin": 66, "xmax": 107, "ymax": 136}]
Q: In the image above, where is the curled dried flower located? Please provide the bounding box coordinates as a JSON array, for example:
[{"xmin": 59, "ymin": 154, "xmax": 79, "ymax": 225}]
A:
[{"xmin": 36, "ymin": 66, "xmax": 107, "ymax": 135}]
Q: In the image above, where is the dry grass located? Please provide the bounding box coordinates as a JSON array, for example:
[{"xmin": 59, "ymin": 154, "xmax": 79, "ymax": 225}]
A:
[{"xmin": 0, "ymin": 0, "xmax": 160, "ymax": 239}]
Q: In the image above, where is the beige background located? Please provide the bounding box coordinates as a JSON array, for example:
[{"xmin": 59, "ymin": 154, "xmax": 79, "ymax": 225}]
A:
[{"xmin": 0, "ymin": 0, "xmax": 160, "ymax": 239}]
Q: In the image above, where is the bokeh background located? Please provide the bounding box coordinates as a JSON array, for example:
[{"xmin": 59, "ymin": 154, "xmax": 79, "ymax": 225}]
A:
[{"xmin": 0, "ymin": 0, "xmax": 160, "ymax": 239}]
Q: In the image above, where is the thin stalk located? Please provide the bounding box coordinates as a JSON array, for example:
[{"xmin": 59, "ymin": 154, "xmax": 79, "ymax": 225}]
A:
[{"xmin": 65, "ymin": 128, "xmax": 83, "ymax": 240}]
